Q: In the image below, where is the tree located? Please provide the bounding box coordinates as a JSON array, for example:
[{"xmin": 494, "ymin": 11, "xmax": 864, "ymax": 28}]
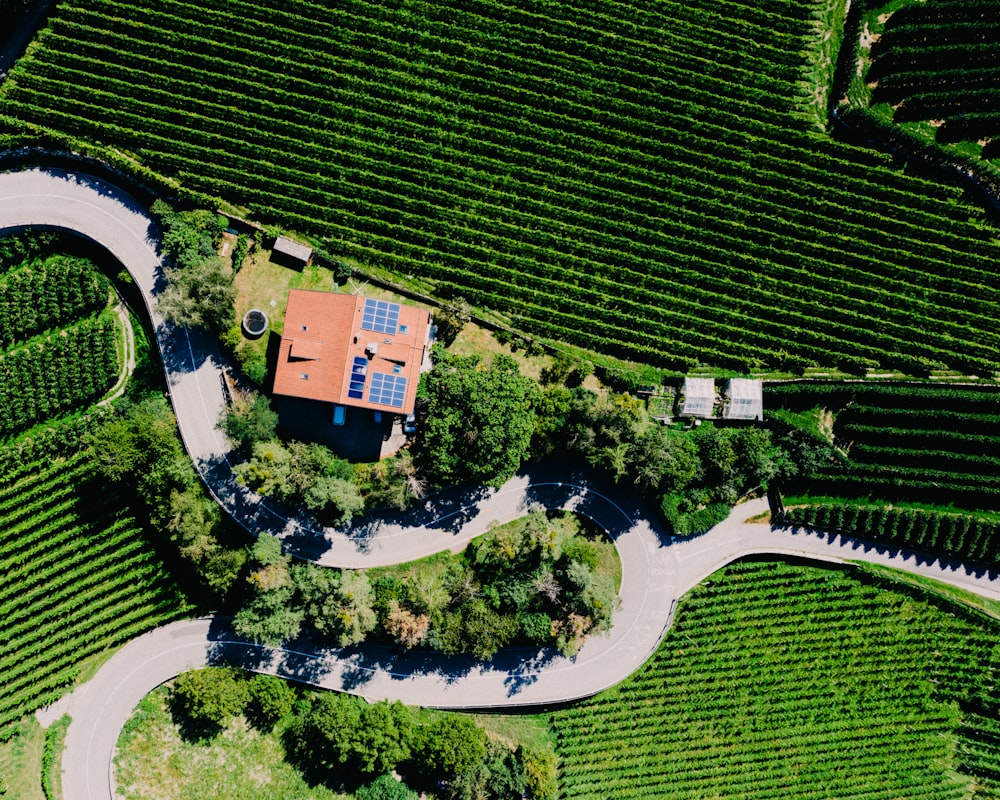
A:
[
  {"xmin": 222, "ymin": 392, "xmax": 278, "ymax": 450},
  {"xmin": 302, "ymin": 694, "xmax": 415, "ymax": 776},
  {"xmin": 303, "ymin": 474, "xmax": 365, "ymax": 526},
  {"xmin": 294, "ymin": 564, "xmax": 377, "ymax": 647},
  {"xmin": 171, "ymin": 668, "xmax": 248, "ymax": 730},
  {"xmin": 384, "ymin": 600, "xmax": 431, "ymax": 649},
  {"xmin": 232, "ymin": 439, "xmax": 293, "ymax": 497},
  {"xmin": 157, "ymin": 249, "xmax": 235, "ymax": 333},
  {"xmin": 153, "ymin": 200, "xmax": 235, "ymax": 333},
  {"xmin": 417, "ymin": 716, "xmax": 488, "ymax": 782},
  {"xmin": 418, "ymin": 352, "xmax": 537, "ymax": 487},
  {"xmin": 246, "ymin": 674, "xmax": 296, "ymax": 731},
  {"xmin": 356, "ymin": 774, "xmax": 419, "ymax": 800},
  {"xmin": 232, "ymin": 584, "xmax": 303, "ymax": 645}
]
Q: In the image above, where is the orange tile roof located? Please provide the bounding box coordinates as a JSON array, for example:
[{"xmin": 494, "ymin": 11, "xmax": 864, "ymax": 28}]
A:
[{"xmin": 272, "ymin": 290, "xmax": 430, "ymax": 415}]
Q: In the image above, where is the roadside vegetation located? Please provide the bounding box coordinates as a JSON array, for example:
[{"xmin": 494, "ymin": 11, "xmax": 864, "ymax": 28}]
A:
[
  {"xmin": 115, "ymin": 669, "xmax": 556, "ymax": 800},
  {"xmin": 551, "ymin": 558, "xmax": 1000, "ymax": 799},
  {"xmin": 233, "ymin": 510, "xmax": 619, "ymax": 659},
  {"xmin": 3, "ymin": 0, "xmax": 1000, "ymax": 376}
]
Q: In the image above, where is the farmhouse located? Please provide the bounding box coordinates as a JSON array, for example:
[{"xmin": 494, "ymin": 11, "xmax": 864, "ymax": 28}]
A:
[{"xmin": 272, "ymin": 289, "xmax": 432, "ymax": 419}]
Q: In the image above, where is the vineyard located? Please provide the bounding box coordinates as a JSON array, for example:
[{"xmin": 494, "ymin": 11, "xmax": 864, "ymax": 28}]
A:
[
  {"xmin": 0, "ymin": 438, "xmax": 193, "ymax": 738},
  {"xmin": 0, "ymin": 247, "xmax": 120, "ymax": 440},
  {"xmin": 767, "ymin": 381, "xmax": 1000, "ymax": 507},
  {"xmin": 867, "ymin": 0, "xmax": 1000, "ymax": 148},
  {"xmin": 2, "ymin": 0, "xmax": 1000, "ymax": 373},
  {"xmin": 551, "ymin": 559, "xmax": 1000, "ymax": 799}
]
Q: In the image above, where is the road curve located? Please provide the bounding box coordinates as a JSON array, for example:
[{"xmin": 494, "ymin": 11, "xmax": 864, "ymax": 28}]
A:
[{"xmin": 4, "ymin": 168, "xmax": 1000, "ymax": 799}]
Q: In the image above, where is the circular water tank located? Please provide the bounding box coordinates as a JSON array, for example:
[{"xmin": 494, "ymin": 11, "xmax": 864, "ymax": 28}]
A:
[{"xmin": 242, "ymin": 308, "xmax": 269, "ymax": 339}]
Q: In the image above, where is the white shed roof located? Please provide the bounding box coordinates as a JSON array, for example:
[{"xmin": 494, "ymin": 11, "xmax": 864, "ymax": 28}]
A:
[
  {"xmin": 724, "ymin": 378, "xmax": 763, "ymax": 421},
  {"xmin": 681, "ymin": 377, "xmax": 716, "ymax": 417}
]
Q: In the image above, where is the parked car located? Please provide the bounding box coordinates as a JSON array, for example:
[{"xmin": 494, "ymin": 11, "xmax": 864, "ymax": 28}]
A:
[{"xmin": 403, "ymin": 413, "xmax": 417, "ymax": 435}]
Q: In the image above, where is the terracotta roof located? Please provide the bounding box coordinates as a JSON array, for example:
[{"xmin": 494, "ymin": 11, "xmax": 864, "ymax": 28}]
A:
[
  {"xmin": 288, "ymin": 338, "xmax": 323, "ymax": 360},
  {"xmin": 272, "ymin": 290, "xmax": 431, "ymax": 414}
]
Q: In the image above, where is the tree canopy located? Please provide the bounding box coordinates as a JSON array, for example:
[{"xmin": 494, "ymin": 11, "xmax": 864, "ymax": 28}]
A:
[{"xmin": 417, "ymin": 351, "xmax": 537, "ymax": 487}]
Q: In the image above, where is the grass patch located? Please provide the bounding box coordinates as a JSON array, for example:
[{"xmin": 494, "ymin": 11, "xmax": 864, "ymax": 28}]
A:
[
  {"xmin": 40, "ymin": 715, "xmax": 69, "ymax": 800},
  {"xmin": 115, "ymin": 688, "xmax": 348, "ymax": 800},
  {"xmin": 0, "ymin": 717, "xmax": 45, "ymax": 800}
]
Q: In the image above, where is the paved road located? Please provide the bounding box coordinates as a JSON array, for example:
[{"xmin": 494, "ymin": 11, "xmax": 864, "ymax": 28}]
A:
[{"xmin": 4, "ymin": 167, "xmax": 1000, "ymax": 799}]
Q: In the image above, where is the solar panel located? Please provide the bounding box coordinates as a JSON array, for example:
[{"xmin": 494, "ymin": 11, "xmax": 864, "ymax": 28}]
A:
[
  {"xmin": 361, "ymin": 299, "xmax": 400, "ymax": 335},
  {"xmin": 368, "ymin": 372, "xmax": 407, "ymax": 408}
]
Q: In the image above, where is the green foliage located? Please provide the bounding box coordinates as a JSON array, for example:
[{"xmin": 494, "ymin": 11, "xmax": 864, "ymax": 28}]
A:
[
  {"xmin": 552, "ymin": 558, "xmax": 1000, "ymax": 799},
  {"xmin": 172, "ymin": 668, "xmax": 250, "ymax": 731},
  {"xmin": 40, "ymin": 715, "xmax": 69, "ymax": 800},
  {"xmin": 222, "ymin": 392, "xmax": 278, "ymax": 450},
  {"xmin": 151, "ymin": 200, "xmax": 236, "ymax": 333},
  {"xmin": 416, "ymin": 716, "xmax": 488, "ymax": 782},
  {"xmin": 88, "ymin": 394, "xmax": 244, "ymax": 596},
  {"xmin": 246, "ymin": 674, "xmax": 297, "ymax": 731},
  {"xmin": 233, "ymin": 438, "xmax": 364, "ymax": 526},
  {"xmin": 418, "ymin": 352, "xmax": 537, "ymax": 488},
  {"xmin": 298, "ymin": 694, "xmax": 415, "ymax": 777},
  {"xmin": 356, "ymin": 774, "xmax": 418, "ymax": 800}
]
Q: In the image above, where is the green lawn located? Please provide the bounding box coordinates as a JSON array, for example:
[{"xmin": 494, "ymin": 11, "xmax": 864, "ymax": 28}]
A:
[{"xmin": 115, "ymin": 688, "xmax": 348, "ymax": 800}]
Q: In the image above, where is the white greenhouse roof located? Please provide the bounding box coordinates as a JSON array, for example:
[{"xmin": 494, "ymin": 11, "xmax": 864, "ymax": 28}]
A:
[
  {"xmin": 724, "ymin": 378, "xmax": 763, "ymax": 421},
  {"xmin": 681, "ymin": 377, "xmax": 716, "ymax": 418}
]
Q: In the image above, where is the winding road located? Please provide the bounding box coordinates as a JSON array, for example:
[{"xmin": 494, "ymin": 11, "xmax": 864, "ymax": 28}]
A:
[{"xmin": 2, "ymin": 167, "xmax": 999, "ymax": 800}]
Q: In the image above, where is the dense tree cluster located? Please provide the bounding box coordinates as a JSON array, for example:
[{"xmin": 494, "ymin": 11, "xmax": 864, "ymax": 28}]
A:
[
  {"xmin": 168, "ymin": 668, "xmax": 555, "ymax": 799},
  {"xmin": 532, "ymin": 387, "xmax": 785, "ymax": 535},
  {"xmin": 236, "ymin": 509, "xmax": 617, "ymax": 660},
  {"xmin": 151, "ymin": 200, "xmax": 235, "ymax": 333},
  {"xmin": 416, "ymin": 350, "xmax": 537, "ymax": 488}
]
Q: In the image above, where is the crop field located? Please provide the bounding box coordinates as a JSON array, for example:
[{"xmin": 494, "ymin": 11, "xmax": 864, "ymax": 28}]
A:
[
  {"xmin": 0, "ymin": 443, "xmax": 193, "ymax": 737},
  {"xmin": 551, "ymin": 559, "xmax": 1000, "ymax": 800},
  {"xmin": 868, "ymin": 0, "xmax": 1000, "ymax": 148},
  {"xmin": 3, "ymin": 0, "xmax": 1000, "ymax": 373},
  {"xmin": 0, "ymin": 250, "xmax": 119, "ymax": 439},
  {"xmin": 767, "ymin": 381, "xmax": 1000, "ymax": 509}
]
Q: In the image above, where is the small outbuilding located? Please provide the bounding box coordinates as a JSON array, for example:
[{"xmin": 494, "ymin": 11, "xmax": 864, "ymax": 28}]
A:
[
  {"xmin": 680, "ymin": 377, "xmax": 716, "ymax": 418},
  {"xmin": 272, "ymin": 235, "xmax": 313, "ymax": 267},
  {"xmin": 724, "ymin": 378, "xmax": 763, "ymax": 421}
]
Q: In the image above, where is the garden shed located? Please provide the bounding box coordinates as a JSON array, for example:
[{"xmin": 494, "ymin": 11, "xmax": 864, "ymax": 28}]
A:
[{"xmin": 272, "ymin": 235, "xmax": 313, "ymax": 267}]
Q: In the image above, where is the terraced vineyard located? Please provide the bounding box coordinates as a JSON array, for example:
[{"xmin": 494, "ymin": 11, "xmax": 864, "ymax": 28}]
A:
[
  {"xmin": 3, "ymin": 0, "xmax": 1000, "ymax": 373},
  {"xmin": 0, "ymin": 442, "xmax": 193, "ymax": 737},
  {"xmin": 868, "ymin": 0, "xmax": 1000, "ymax": 149},
  {"xmin": 769, "ymin": 381, "xmax": 1000, "ymax": 509},
  {"xmin": 0, "ymin": 246, "xmax": 120, "ymax": 439},
  {"xmin": 767, "ymin": 381, "xmax": 1000, "ymax": 563},
  {"xmin": 551, "ymin": 559, "xmax": 1000, "ymax": 799}
]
